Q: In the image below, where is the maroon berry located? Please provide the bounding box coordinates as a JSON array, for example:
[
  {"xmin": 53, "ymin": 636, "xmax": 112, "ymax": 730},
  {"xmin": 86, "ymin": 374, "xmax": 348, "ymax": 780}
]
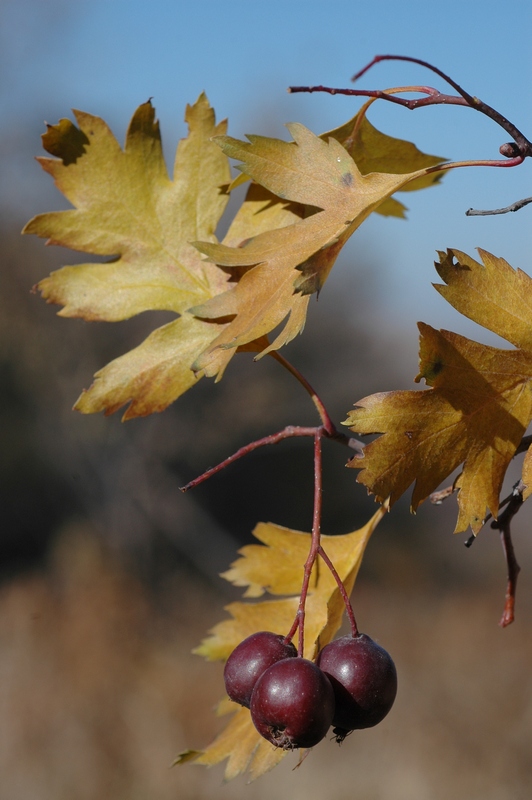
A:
[
  {"xmin": 250, "ymin": 657, "xmax": 335, "ymax": 749},
  {"xmin": 224, "ymin": 631, "xmax": 297, "ymax": 708},
  {"xmin": 317, "ymin": 633, "xmax": 397, "ymax": 737}
]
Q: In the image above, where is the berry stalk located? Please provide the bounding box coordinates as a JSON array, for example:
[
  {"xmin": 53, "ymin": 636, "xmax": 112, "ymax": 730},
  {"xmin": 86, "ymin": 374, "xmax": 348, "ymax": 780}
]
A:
[
  {"xmin": 285, "ymin": 431, "xmax": 323, "ymax": 656},
  {"xmin": 318, "ymin": 544, "xmax": 359, "ymax": 638}
]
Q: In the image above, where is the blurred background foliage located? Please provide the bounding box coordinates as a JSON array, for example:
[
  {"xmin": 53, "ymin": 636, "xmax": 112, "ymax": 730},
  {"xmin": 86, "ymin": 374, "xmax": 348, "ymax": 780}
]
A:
[{"xmin": 1, "ymin": 0, "xmax": 532, "ymax": 797}]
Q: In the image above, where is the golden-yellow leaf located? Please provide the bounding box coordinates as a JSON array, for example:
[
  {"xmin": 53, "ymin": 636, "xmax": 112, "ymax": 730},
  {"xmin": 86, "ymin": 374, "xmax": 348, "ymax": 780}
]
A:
[
  {"xmin": 522, "ymin": 445, "xmax": 532, "ymax": 502},
  {"xmin": 191, "ymin": 123, "xmax": 451, "ymax": 378},
  {"xmin": 26, "ymin": 97, "xmax": 454, "ymax": 411},
  {"xmin": 322, "ymin": 108, "xmax": 446, "ymax": 214},
  {"xmin": 183, "ymin": 506, "xmax": 386, "ymax": 780},
  {"xmin": 24, "ymin": 95, "xmax": 237, "ymax": 418},
  {"xmin": 435, "ymin": 248, "xmax": 532, "ymax": 350},
  {"xmin": 345, "ymin": 250, "xmax": 532, "ymax": 533}
]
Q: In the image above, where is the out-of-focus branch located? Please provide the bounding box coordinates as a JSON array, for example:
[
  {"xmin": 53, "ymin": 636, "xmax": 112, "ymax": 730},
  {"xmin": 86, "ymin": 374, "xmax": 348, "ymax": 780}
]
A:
[
  {"xmin": 490, "ymin": 481, "xmax": 524, "ymax": 627},
  {"xmin": 466, "ymin": 197, "xmax": 532, "ymax": 216}
]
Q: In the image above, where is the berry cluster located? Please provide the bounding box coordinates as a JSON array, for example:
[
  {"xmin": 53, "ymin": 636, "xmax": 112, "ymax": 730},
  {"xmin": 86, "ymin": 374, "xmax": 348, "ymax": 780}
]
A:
[{"xmin": 224, "ymin": 630, "xmax": 397, "ymax": 749}]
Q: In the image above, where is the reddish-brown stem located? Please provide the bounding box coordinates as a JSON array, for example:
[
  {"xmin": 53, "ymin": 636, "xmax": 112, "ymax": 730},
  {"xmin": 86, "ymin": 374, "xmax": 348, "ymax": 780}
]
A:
[
  {"xmin": 289, "ymin": 83, "xmax": 468, "ymax": 111},
  {"xmin": 290, "ymin": 55, "xmax": 532, "ymax": 159},
  {"xmin": 350, "ymin": 54, "xmax": 532, "ymax": 156},
  {"xmin": 290, "ymin": 83, "xmax": 527, "ymax": 168},
  {"xmin": 490, "ymin": 483, "xmax": 523, "ymax": 627},
  {"xmin": 179, "ymin": 425, "xmax": 319, "ymax": 491},
  {"xmin": 270, "ymin": 351, "xmax": 338, "ymax": 438},
  {"xmin": 353, "ymin": 54, "xmax": 480, "ymax": 106},
  {"xmin": 498, "ymin": 524, "xmax": 520, "ymax": 628},
  {"xmin": 181, "ymin": 350, "xmax": 365, "ymax": 493},
  {"xmin": 433, "ymin": 434, "xmax": 532, "ymax": 513},
  {"xmin": 318, "ymin": 544, "xmax": 358, "ymax": 637},
  {"xmin": 465, "ymin": 487, "xmax": 517, "ymax": 546},
  {"xmin": 285, "ymin": 432, "xmax": 323, "ymax": 656}
]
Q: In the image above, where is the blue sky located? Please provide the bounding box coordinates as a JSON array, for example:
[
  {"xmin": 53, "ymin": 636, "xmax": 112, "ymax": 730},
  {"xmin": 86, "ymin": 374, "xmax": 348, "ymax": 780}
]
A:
[{"xmin": 4, "ymin": 0, "xmax": 531, "ymax": 343}]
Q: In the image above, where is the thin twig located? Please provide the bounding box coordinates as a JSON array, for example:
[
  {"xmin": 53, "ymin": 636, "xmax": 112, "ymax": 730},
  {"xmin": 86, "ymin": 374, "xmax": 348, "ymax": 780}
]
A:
[
  {"xmin": 179, "ymin": 425, "xmax": 319, "ymax": 491},
  {"xmin": 430, "ymin": 484, "xmax": 456, "ymax": 505},
  {"xmin": 290, "ymin": 55, "xmax": 532, "ymax": 159},
  {"xmin": 318, "ymin": 544, "xmax": 358, "ymax": 637},
  {"xmin": 466, "ymin": 196, "xmax": 532, "ymax": 216},
  {"xmin": 490, "ymin": 481, "xmax": 524, "ymax": 627},
  {"xmin": 289, "ymin": 83, "xmax": 469, "ymax": 111},
  {"xmin": 516, "ymin": 434, "xmax": 532, "ymax": 456},
  {"xmin": 269, "ymin": 351, "xmax": 336, "ymax": 435},
  {"xmin": 181, "ymin": 351, "xmax": 366, "ymax": 493},
  {"xmin": 497, "ymin": 523, "xmax": 521, "ymax": 627},
  {"xmin": 290, "ymin": 82, "xmax": 525, "ymax": 170},
  {"xmin": 269, "ymin": 351, "xmax": 365, "ymax": 452},
  {"xmin": 351, "ymin": 54, "xmax": 532, "ymax": 156},
  {"xmin": 463, "ymin": 488, "xmax": 517, "ymax": 547}
]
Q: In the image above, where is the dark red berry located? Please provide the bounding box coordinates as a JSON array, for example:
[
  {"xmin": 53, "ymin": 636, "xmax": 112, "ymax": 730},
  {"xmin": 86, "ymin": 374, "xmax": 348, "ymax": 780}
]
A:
[
  {"xmin": 317, "ymin": 633, "xmax": 397, "ymax": 737},
  {"xmin": 224, "ymin": 631, "xmax": 297, "ymax": 708},
  {"xmin": 250, "ymin": 657, "xmax": 335, "ymax": 749}
]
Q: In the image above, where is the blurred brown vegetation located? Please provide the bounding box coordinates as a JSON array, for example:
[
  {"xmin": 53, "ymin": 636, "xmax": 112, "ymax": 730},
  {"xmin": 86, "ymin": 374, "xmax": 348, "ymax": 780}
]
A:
[
  {"xmin": 2, "ymin": 189, "xmax": 532, "ymax": 797},
  {"xmin": 1, "ymin": 526, "xmax": 532, "ymax": 799}
]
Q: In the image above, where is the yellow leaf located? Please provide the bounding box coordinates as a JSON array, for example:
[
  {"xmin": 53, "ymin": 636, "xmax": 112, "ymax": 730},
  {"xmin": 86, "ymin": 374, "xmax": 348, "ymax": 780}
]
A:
[
  {"xmin": 222, "ymin": 182, "xmax": 308, "ymax": 249},
  {"xmin": 522, "ymin": 445, "xmax": 532, "ymax": 502},
  {"xmin": 24, "ymin": 95, "xmax": 236, "ymax": 418},
  {"xmin": 322, "ymin": 109, "xmax": 446, "ymax": 203},
  {"xmin": 345, "ymin": 251, "xmax": 532, "ymax": 532},
  {"xmin": 191, "ymin": 123, "xmax": 450, "ymax": 378},
  {"xmin": 181, "ymin": 704, "xmax": 285, "ymax": 781},
  {"xmin": 74, "ymin": 314, "xmax": 223, "ymax": 419},
  {"xmin": 184, "ymin": 506, "xmax": 386, "ymax": 780},
  {"xmin": 26, "ymin": 99, "xmax": 453, "ymax": 407},
  {"xmin": 435, "ymin": 248, "xmax": 532, "ymax": 350}
]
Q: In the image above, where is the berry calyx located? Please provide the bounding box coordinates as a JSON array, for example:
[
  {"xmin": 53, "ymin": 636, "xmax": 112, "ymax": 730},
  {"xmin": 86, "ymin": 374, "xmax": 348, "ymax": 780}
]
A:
[
  {"xmin": 317, "ymin": 633, "xmax": 397, "ymax": 739},
  {"xmin": 250, "ymin": 657, "xmax": 335, "ymax": 749},
  {"xmin": 224, "ymin": 631, "xmax": 297, "ymax": 708}
]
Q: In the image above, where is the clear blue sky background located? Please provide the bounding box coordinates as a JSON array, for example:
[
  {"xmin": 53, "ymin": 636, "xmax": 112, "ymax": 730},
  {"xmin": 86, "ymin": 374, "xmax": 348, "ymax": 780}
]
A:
[{"xmin": 3, "ymin": 0, "xmax": 531, "ymax": 342}]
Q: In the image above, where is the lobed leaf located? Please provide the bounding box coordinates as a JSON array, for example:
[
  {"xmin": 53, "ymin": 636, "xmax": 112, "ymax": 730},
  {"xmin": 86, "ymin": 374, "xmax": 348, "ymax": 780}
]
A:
[
  {"xmin": 24, "ymin": 95, "xmax": 235, "ymax": 418},
  {"xmin": 345, "ymin": 250, "xmax": 532, "ymax": 533},
  {"xmin": 74, "ymin": 314, "xmax": 226, "ymax": 419},
  {"xmin": 435, "ymin": 248, "xmax": 532, "ymax": 350},
  {"xmin": 192, "ymin": 123, "xmax": 450, "ymax": 378},
  {"xmin": 322, "ymin": 108, "xmax": 446, "ymax": 211},
  {"xmin": 26, "ymin": 96, "xmax": 454, "ymax": 416}
]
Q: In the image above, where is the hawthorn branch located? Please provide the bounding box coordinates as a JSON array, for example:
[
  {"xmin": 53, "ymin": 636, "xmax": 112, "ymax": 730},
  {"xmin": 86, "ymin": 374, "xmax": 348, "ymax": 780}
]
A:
[
  {"xmin": 351, "ymin": 54, "xmax": 532, "ymax": 158},
  {"xmin": 180, "ymin": 422, "xmax": 364, "ymax": 492},
  {"xmin": 289, "ymin": 54, "xmax": 532, "ymax": 160},
  {"xmin": 490, "ymin": 481, "xmax": 524, "ymax": 627},
  {"xmin": 180, "ymin": 425, "xmax": 319, "ymax": 491},
  {"xmin": 466, "ymin": 197, "xmax": 532, "ymax": 216},
  {"xmin": 289, "ymin": 82, "xmax": 469, "ymax": 110},
  {"xmin": 271, "ymin": 351, "xmax": 365, "ymax": 451},
  {"xmin": 269, "ymin": 351, "xmax": 336, "ymax": 436},
  {"xmin": 431, "ymin": 482, "xmax": 521, "ymax": 548},
  {"xmin": 430, "ymin": 484, "xmax": 456, "ymax": 505},
  {"xmin": 431, "ymin": 432, "xmax": 532, "ymax": 517}
]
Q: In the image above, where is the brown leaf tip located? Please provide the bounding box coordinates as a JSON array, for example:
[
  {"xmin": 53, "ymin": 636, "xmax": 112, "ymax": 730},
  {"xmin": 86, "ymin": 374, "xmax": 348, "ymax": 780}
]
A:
[{"xmin": 42, "ymin": 118, "xmax": 90, "ymax": 165}]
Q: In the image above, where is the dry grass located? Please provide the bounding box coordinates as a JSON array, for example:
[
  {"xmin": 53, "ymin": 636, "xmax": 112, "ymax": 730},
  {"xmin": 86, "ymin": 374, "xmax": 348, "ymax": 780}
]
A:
[{"xmin": 1, "ymin": 527, "xmax": 531, "ymax": 800}]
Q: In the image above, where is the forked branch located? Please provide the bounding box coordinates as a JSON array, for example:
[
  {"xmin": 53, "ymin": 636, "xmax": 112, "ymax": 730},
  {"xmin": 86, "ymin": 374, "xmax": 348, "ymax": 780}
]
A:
[{"xmin": 289, "ymin": 54, "xmax": 532, "ymax": 160}]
